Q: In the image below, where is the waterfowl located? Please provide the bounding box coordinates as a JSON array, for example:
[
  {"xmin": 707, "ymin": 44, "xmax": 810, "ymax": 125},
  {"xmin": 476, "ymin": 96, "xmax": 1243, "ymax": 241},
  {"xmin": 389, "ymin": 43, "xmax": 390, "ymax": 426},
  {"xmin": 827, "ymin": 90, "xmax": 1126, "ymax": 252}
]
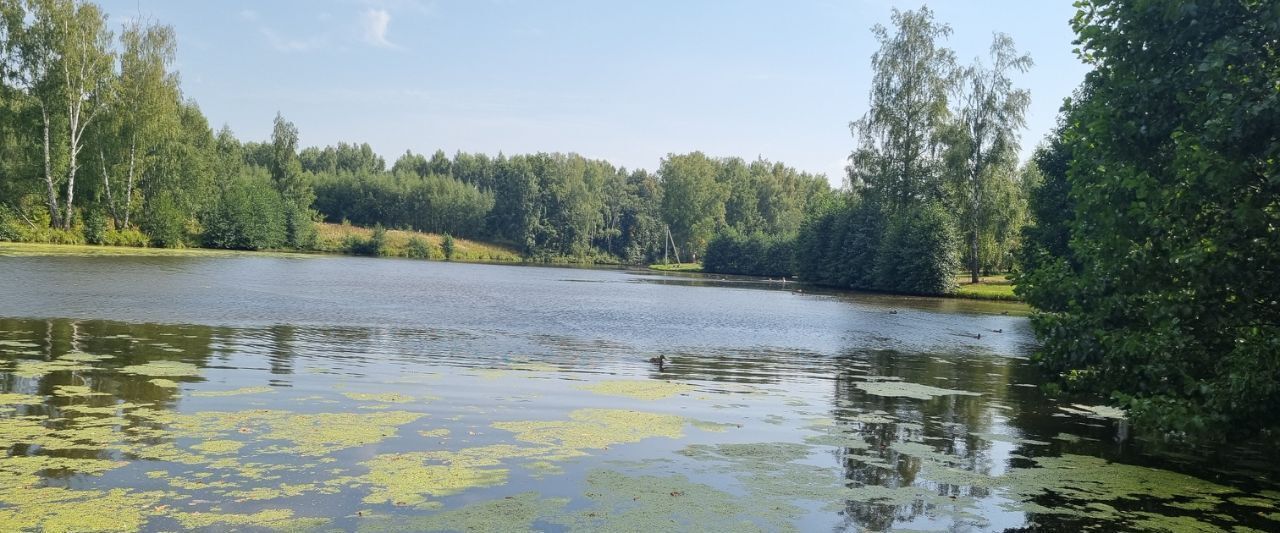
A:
[
  {"xmin": 888, "ymin": 310, "xmax": 899, "ymax": 315},
  {"xmin": 648, "ymin": 355, "xmax": 666, "ymax": 364}
]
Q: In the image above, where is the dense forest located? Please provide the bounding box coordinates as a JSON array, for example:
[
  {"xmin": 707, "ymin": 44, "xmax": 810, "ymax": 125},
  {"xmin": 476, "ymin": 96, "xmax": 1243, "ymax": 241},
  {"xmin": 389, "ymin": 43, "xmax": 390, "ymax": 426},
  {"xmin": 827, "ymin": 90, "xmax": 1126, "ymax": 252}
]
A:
[{"xmin": 0, "ymin": 0, "xmax": 831, "ymax": 265}]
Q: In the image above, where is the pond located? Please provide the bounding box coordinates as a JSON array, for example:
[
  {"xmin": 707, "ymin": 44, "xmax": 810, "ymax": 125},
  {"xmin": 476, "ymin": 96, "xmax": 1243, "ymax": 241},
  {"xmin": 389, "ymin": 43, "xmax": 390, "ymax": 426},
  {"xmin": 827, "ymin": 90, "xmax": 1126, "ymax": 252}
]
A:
[{"xmin": 0, "ymin": 252, "xmax": 1277, "ymax": 531}]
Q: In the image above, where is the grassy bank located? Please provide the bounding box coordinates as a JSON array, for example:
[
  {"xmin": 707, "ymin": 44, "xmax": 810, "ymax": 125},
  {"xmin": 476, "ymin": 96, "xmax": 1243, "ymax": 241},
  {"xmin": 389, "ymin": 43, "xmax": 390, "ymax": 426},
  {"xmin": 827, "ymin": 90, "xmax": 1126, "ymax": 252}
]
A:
[
  {"xmin": 953, "ymin": 275, "xmax": 1018, "ymax": 301},
  {"xmin": 312, "ymin": 223, "xmax": 521, "ymax": 262},
  {"xmin": 648, "ymin": 262, "xmax": 704, "ymax": 273}
]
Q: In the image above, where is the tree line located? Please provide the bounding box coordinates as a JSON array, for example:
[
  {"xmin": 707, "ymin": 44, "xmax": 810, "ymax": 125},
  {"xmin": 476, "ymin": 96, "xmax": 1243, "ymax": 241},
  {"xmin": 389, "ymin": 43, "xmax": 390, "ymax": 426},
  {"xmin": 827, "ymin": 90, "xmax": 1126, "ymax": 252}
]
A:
[
  {"xmin": 0, "ymin": 0, "xmax": 831, "ymax": 263},
  {"xmin": 704, "ymin": 6, "xmax": 1034, "ymax": 296}
]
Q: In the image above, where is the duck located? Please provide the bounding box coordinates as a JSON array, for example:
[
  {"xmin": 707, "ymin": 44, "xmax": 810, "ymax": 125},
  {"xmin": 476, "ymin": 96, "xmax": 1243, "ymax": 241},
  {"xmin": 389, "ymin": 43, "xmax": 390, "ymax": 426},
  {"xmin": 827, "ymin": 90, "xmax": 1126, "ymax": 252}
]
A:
[
  {"xmin": 888, "ymin": 310, "xmax": 899, "ymax": 315},
  {"xmin": 648, "ymin": 355, "xmax": 666, "ymax": 365}
]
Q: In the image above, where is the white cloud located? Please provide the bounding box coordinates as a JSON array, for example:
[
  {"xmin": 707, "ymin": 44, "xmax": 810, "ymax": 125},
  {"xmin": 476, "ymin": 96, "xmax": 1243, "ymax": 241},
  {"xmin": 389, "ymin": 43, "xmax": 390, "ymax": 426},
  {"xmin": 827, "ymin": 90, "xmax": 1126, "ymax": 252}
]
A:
[{"xmin": 361, "ymin": 9, "xmax": 397, "ymax": 48}]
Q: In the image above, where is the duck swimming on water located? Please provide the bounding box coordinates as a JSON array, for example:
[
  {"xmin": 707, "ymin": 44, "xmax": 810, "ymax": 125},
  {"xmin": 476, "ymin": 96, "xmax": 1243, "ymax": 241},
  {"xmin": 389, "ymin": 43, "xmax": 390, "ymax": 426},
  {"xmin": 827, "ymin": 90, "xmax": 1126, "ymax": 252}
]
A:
[{"xmin": 648, "ymin": 355, "xmax": 666, "ymax": 365}]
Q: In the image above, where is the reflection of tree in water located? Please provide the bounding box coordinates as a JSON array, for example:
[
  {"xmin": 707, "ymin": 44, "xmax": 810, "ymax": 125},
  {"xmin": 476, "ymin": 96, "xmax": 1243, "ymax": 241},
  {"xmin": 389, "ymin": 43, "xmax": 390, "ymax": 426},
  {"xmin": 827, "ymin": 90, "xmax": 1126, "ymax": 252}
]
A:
[
  {"xmin": 0, "ymin": 318, "xmax": 218, "ymax": 487},
  {"xmin": 268, "ymin": 324, "xmax": 296, "ymax": 376},
  {"xmin": 830, "ymin": 349, "xmax": 1010, "ymax": 531}
]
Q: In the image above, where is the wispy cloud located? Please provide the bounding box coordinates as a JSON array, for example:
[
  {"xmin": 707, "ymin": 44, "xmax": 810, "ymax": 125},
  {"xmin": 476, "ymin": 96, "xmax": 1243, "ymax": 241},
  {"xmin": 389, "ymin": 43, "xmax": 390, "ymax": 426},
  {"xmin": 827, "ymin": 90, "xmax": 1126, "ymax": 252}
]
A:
[
  {"xmin": 240, "ymin": 8, "xmax": 326, "ymax": 53},
  {"xmin": 361, "ymin": 9, "xmax": 397, "ymax": 48}
]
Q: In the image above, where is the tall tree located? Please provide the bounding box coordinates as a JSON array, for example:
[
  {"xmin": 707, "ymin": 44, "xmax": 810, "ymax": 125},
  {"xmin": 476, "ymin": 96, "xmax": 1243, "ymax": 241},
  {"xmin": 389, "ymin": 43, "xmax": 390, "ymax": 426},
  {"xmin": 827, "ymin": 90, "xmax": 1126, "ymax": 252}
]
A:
[
  {"xmin": 96, "ymin": 18, "xmax": 178, "ymax": 229},
  {"xmin": 659, "ymin": 152, "xmax": 726, "ymax": 259},
  {"xmin": 1023, "ymin": 0, "xmax": 1280, "ymax": 437},
  {"xmin": 945, "ymin": 33, "xmax": 1032, "ymax": 283},
  {"xmin": 847, "ymin": 6, "xmax": 954, "ymax": 211}
]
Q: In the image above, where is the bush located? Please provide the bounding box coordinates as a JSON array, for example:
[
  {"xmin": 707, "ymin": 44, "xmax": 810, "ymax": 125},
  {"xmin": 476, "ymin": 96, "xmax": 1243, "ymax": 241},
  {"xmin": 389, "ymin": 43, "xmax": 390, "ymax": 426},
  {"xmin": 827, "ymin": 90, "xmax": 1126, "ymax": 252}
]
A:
[
  {"xmin": 101, "ymin": 228, "xmax": 151, "ymax": 247},
  {"xmin": 202, "ymin": 170, "xmax": 288, "ymax": 250},
  {"xmin": 873, "ymin": 203, "xmax": 959, "ymax": 295},
  {"xmin": 442, "ymin": 233, "xmax": 455, "ymax": 260},
  {"xmin": 703, "ymin": 230, "xmax": 794, "ymax": 277},
  {"xmin": 406, "ymin": 236, "xmax": 435, "ymax": 259}
]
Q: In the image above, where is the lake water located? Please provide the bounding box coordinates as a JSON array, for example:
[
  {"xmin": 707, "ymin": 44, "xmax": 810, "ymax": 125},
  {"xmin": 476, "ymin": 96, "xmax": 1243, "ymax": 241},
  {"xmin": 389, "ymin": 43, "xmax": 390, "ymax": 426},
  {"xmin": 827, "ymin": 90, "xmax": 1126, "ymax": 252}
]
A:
[{"xmin": 0, "ymin": 252, "xmax": 1277, "ymax": 531}]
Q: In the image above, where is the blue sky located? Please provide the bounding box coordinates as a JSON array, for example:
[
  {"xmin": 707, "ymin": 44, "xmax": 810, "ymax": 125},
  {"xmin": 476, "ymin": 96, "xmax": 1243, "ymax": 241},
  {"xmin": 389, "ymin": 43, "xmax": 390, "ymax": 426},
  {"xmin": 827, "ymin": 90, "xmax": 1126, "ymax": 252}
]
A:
[{"xmin": 97, "ymin": 0, "xmax": 1090, "ymax": 187}]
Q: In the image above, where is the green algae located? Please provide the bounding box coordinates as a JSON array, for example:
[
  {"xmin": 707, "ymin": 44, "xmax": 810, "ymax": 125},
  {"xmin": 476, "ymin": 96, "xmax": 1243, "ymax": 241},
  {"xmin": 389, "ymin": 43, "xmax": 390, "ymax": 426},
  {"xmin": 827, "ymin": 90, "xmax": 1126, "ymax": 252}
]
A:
[
  {"xmin": 191, "ymin": 386, "xmax": 274, "ymax": 397},
  {"xmin": 191, "ymin": 439, "xmax": 245, "ymax": 455},
  {"xmin": 1230, "ymin": 496, "xmax": 1276, "ymax": 508},
  {"xmin": 359, "ymin": 446, "xmax": 519, "ymax": 508},
  {"xmin": 169, "ymin": 508, "xmax": 327, "ymax": 530},
  {"xmin": 57, "ymin": 351, "xmax": 113, "ymax": 362},
  {"xmin": 690, "ymin": 420, "xmax": 738, "ymax": 432},
  {"xmin": 854, "ymin": 380, "xmax": 981, "ymax": 400},
  {"xmin": 1058, "ymin": 403, "xmax": 1127, "ymax": 420},
  {"xmin": 149, "ymin": 378, "xmax": 179, "ymax": 388},
  {"xmin": 577, "ymin": 379, "xmax": 695, "ymax": 401},
  {"xmin": 52, "ymin": 385, "xmax": 109, "ymax": 397},
  {"xmin": 171, "ymin": 409, "xmax": 423, "ymax": 456},
  {"xmin": 551, "ymin": 470, "xmax": 778, "ymax": 532},
  {"xmin": 358, "ymin": 491, "xmax": 570, "ymax": 533},
  {"xmin": 971, "ymin": 432, "xmax": 1051, "ymax": 445},
  {"xmin": 342, "ymin": 392, "xmax": 416, "ymax": 403},
  {"xmin": 0, "ymin": 392, "xmax": 45, "ymax": 405},
  {"xmin": 11, "ymin": 359, "xmax": 92, "ymax": 378},
  {"xmin": 0, "ymin": 487, "xmax": 169, "ymax": 532},
  {"xmin": 493, "ymin": 408, "xmax": 685, "ymax": 450},
  {"xmin": 119, "ymin": 360, "xmax": 200, "ymax": 377},
  {"xmin": 418, "ymin": 428, "xmax": 450, "ymax": 438}
]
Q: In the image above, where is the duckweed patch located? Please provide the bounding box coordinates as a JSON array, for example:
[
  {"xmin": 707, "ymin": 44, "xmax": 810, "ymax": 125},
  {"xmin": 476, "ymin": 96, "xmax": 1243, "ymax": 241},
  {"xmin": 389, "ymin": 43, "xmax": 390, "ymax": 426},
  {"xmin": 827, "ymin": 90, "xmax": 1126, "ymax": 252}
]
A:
[
  {"xmin": 493, "ymin": 408, "xmax": 685, "ymax": 450},
  {"xmin": 854, "ymin": 381, "xmax": 981, "ymax": 400},
  {"xmin": 119, "ymin": 360, "xmax": 200, "ymax": 377},
  {"xmin": 551, "ymin": 470, "xmax": 776, "ymax": 532},
  {"xmin": 358, "ymin": 491, "xmax": 570, "ymax": 533},
  {"xmin": 191, "ymin": 386, "xmax": 274, "ymax": 397},
  {"xmin": 577, "ymin": 379, "xmax": 695, "ymax": 401},
  {"xmin": 1058, "ymin": 403, "xmax": 1127, "ymax": 420},
  {"xmin": 342, "ymin": 392, "xmax": 416, "ymax": 403}
]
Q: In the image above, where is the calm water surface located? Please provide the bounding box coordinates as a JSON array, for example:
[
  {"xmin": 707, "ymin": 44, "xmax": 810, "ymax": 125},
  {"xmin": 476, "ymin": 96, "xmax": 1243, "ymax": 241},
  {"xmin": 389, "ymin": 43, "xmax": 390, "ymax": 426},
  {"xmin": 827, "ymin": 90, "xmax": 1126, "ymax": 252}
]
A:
[{"xmin": 0, "ymin": 252, "xmax": 1277, "ymax": 531}]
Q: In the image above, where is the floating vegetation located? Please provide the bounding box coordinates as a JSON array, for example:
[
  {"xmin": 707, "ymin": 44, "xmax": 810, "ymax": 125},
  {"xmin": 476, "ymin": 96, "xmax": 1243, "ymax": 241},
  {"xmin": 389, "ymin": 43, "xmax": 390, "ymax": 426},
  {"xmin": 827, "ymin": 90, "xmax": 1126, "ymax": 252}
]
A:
[
  {"xmin": 690, "ymin": 420, "xmax": 738, "ymax": 432},
  {"xmin": 342, "ymin": 392, "xmax": 416, "ymax": 403},
  {"xmin": 577, "ymin": 379, "xmax": 695, "ymax": 401},
  {"xmin": 1058, "ymin": 403, "xmax": 1127, "ymax": 420},
  {"xmin": 149, "ymin": 378, "xmax": 179, "ymax": 388},
  {"xmin": 191, "ymin": 439, "xmax": 245, "ymax": 455},
  {"xmin": 360, "ymin": 446, "xmax": 522, "ymax": 508},
  {"xmin": 551, "ymin": 470, "xmax": 774, "ymax": 532},
  {"xmin": 172, "ymin": 409, "xmax": 423, "ymax": 456},
  {"xmin": 998, "ymin": 454, "xmax": 1236, "ymax": 526},
  {"xmin": 417, "ymin": 428, "xmax": 449, "ymax": 438},
  {"xmin": 0, "ymin": 392, "xmax": 45, "ymax": 405},
  {"xmin": 0, "ymin": 487, "xmax": 169, "ymax": 532},
  {"xmin": 169, "ymin": 508, "xmax": 327, "ymax": 530},
  {"xmin": 854, "ymin": 380, "xmax": 981, "ymax": 400},
  {"xmin": 493, "ymin": 408, "xmax": 685, "ymax": 451},
  {"xmin": 358, "ymin": 491, "xmax": 569, "ymax": 532},
  {"xmin": 119, "ymin": 360, "xmax": 200, "ymax": 377},
  {"xmin": 52, "ymin": 385, "xmax": 109, "ymax": 397},
  {"xmin": 11, "ymin": 359, "xmax": 92, "ymax": 378},
  {"xmin": 192, "ymin": 386, "xmax": 274, "ymax": 397},
  {"xmin": 58, "ymin": 351, "xmax": 113, "ymax": 362},
  {"xmin": 971, "ymin": 432, "xmax": 1051, "ymax": 446}
]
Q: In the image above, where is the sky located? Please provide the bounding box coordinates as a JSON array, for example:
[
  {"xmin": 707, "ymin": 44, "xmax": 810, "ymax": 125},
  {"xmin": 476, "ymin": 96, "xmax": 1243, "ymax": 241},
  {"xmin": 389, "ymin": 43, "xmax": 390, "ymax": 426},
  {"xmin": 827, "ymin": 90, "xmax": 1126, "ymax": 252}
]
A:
[{"xmin": 96, "ymin": 0, "xmax": 1090, "ymax": 188}]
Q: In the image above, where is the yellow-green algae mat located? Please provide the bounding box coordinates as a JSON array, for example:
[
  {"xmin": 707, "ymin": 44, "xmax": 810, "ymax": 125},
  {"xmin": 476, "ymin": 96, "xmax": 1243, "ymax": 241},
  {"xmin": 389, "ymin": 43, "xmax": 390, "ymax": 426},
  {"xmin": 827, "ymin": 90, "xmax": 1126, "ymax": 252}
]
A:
[{"xmin": 2, "ymin": 358, "xmax": 1279, "ymax": 532}]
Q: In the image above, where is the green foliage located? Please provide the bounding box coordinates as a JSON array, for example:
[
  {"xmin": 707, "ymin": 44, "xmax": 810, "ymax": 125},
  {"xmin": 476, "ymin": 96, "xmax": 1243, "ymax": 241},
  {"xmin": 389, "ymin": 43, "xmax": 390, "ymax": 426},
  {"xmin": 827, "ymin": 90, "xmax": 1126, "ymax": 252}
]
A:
[
  {"xmin": 441, "ymin": 233, "xmax": 455, "ymax": 260},
  {"xmin": 201, "ymin": 170, "xmax": 287, "ymax": 251},
  {"xmin": 405, "ymin": 236, "xmax": 433, "ymax": 259},
  {"xmin": 703, "ymin": 230, "xmax": 794, "ymax": 277},
  {"xmin": 873, "ymin": 203, "xmax": 960, "ymax": 295},
  {"xmin": 1020, "ymin": 0, "xmax": 1280, "ymax": 438}
]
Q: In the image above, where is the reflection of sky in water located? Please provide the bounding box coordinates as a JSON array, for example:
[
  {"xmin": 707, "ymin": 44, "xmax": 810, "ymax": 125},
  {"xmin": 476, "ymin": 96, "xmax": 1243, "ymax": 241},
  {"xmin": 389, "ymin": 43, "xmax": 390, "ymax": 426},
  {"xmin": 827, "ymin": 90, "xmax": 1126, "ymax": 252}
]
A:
[{"xmin": 0, "ymin": 255, "xmax": 1276, "ymax": 531}]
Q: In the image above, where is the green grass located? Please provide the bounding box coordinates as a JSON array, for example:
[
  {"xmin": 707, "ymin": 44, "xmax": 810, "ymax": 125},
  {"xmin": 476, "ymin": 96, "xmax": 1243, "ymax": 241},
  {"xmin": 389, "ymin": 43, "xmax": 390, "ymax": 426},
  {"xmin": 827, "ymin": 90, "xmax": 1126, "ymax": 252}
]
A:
[
  {"xmin": 648, "ymin": 262, "xmax": 703, "ymax": 272},
  {"xmin": 953, "ymin": 274, "xmax": 1020, "ymax": 301},
  {"xmin": 313, "ymin": 223, "xmax": 522, "ymax": 263}
]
